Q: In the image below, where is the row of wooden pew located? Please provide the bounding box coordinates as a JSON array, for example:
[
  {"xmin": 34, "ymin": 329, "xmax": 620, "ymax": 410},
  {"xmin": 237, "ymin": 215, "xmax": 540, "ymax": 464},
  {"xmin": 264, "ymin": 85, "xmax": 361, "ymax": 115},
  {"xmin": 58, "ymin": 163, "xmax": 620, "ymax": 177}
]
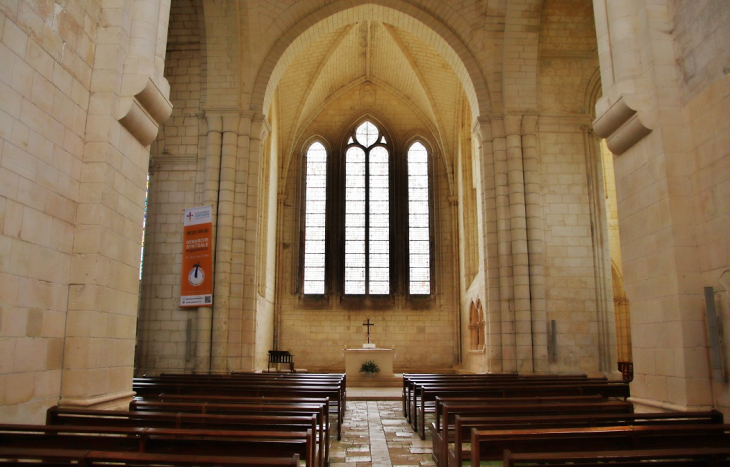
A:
[
  {"xmin": 0, "ymin": 372, "xmax": 346, "ymax": 467},
  {"xmin": 402, "ymin": 373, "xmax": 730, "ymax": 467}
]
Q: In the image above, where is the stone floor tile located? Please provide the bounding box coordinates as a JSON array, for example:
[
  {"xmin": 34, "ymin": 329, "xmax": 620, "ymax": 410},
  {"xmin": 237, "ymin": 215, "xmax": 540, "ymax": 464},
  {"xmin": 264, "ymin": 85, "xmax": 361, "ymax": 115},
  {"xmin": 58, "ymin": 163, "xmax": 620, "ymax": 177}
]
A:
[{"xmin": 329, "ymin": 400, "xmax": 438, "ymax": 467}]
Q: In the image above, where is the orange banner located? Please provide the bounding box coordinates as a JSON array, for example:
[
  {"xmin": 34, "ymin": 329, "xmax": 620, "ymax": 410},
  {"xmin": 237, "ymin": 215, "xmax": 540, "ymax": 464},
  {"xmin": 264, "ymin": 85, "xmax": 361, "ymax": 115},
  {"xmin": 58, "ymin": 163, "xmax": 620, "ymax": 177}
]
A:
[{"xmin": 181, "ymin": 206, "xmax": 213, "ymax": 307}]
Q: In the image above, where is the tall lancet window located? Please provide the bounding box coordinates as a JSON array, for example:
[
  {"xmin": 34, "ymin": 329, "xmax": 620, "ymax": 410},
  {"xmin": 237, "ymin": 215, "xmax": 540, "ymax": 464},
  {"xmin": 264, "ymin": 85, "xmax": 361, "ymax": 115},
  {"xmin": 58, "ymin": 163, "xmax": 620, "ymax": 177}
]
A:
[
  {"xmin": 345, "ymin": 121, "xmax": 390, "ymax": 295},
  {"xmin": 303, "ymin": 142, "xmax": 327, "ymax": 294},
  {"xmin": 408, "ymin": 141, "xmax": 431, "ymax": 294}
]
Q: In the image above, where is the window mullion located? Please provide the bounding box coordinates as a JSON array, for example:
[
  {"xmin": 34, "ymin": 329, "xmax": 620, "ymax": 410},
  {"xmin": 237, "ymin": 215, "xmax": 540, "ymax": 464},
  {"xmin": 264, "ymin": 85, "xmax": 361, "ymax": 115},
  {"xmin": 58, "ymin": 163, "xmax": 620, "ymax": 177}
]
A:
[{"xmin": 364, "ymin": 146, "xmax": 370, "ymax": 294}]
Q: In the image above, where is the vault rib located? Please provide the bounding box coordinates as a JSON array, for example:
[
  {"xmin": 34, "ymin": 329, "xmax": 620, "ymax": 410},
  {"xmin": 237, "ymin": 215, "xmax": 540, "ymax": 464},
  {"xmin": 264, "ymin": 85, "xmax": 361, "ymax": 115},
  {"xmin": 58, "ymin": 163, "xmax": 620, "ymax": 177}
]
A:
[
  {"xmin": 282, "ymin": 24, "xmax": 355, "ymax": 184},
  {"xmin": 382, "ymin": 23, "xmax": 448, "ymax": 159}
]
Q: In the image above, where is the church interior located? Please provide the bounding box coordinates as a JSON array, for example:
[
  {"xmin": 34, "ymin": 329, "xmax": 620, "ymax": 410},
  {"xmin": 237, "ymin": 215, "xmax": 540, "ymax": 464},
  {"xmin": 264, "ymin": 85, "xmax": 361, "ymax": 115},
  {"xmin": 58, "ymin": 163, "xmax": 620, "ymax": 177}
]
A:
[{"xmin": 1, "ymin": 0, "xmax": 729, "ymax": 447}]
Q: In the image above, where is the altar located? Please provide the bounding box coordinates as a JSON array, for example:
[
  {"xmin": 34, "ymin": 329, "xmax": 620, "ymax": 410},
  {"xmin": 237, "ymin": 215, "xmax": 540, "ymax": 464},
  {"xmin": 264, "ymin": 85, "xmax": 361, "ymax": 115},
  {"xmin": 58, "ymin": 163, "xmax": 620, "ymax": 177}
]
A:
[
  {"xmin": 344, "ymin": 319, "xmax": 399, "ymax": 386},
  {"xmin": 344, "ymin": 348, "xmax": 396, "ymax": 379}
]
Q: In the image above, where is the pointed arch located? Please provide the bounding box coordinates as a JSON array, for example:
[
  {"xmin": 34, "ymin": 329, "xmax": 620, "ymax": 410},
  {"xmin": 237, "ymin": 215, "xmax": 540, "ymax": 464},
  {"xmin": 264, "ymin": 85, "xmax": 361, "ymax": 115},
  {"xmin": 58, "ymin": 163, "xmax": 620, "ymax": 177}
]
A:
[{"xmin": 252, "ymin": 1, "xmax": 490, "ymax": 123}]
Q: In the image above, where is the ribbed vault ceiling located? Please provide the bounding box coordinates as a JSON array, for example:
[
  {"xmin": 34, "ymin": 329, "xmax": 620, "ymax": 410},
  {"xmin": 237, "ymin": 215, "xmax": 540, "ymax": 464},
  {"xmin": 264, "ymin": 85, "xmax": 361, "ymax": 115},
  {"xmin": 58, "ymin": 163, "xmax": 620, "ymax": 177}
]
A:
[{"xmin": 275, "ymin": 19, "xmax": 464, "ymax": 163}]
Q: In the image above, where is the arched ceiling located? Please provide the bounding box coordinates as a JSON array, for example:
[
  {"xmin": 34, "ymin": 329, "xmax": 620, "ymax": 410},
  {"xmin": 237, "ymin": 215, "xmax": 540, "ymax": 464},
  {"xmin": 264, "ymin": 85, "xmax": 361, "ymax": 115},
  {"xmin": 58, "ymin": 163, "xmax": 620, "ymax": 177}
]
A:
[{"xmin": 274, "ymin": 18, "xmax": 465, "ymax": 169}]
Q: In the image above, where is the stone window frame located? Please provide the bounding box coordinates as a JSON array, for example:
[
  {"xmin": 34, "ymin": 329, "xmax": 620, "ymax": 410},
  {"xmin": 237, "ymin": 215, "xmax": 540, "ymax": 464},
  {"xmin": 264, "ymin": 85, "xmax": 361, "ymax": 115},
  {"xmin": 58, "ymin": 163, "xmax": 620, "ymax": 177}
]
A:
[{"xmin": 296, "ymin": 117, "xmax": 437, "ymax": 307}]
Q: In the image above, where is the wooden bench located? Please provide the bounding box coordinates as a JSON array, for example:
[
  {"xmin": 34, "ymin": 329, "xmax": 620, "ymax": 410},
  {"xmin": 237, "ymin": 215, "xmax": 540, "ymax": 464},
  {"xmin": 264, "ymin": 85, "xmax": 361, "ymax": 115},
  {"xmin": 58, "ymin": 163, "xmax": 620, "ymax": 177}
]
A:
[
  {"xmin": 405, "ymin": 376, "xmax": 625, "ymax": 428},
  {"xmin": 428, "ymin": 400, "xmax": 633, "ymax": 463},
  {"xmin": 0, "ymin": 423, "xmax": 313, "ymax": 466},
  {"xmin": 128, "ymin": 401, "xmax": 328, "ymax": 466},
  {"xmin": 430, "ymin": 395, "xmax": 607, "ymax": 465},
  {"xmin": 0, "ymin": 446, "xmax": 300, "ymax": 466},
  {"xmin": 132, "ymin": 394, "xmax": 333, "ymax": 465},
  {"xmin": 447, "ymin": 410, "xmax": 724, "ymax": 467},
  {"xmin": 402, "ymin": 373, "xmax": 603, "ymax": 421},
  {"xmin": 268, "ymin": 350, "xmax": 295, "ymax": 372},
  {"xmin": 503, "ymin": 447, "xmax": 730, "ymax": 467},
  {"xmin": 46, "ymin": 407, "xmax": 322, "ymax": 467},
  {"xmin": 413, "ymin": 382, "xmax": 630, "ymax": 437},
  {"xmin": 470, "ymin": 424, "xmax": 730, "ymax": 467},
  {"xmin": 433, "ymin": 394, "xmax": 604, "ymax": 436},
  {"xmin": 133, "ymin": 374, "xmax": 345, "ymax": 439}
]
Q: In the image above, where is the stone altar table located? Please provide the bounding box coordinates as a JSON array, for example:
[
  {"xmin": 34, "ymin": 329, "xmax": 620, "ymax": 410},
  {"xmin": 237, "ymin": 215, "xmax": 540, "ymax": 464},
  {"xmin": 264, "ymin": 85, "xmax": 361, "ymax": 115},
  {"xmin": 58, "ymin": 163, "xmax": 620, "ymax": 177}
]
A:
[{"xmin": 344, "ymin": 348, "xmax": 396, "ymax": 379}]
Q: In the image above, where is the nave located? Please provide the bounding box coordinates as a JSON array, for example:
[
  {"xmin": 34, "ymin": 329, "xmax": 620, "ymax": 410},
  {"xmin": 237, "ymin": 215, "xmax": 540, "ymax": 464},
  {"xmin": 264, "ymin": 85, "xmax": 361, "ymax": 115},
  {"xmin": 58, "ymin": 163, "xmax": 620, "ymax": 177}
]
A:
[{"xmin": 332, "ymin": 395, "xmax": 434, "ymax": 467}]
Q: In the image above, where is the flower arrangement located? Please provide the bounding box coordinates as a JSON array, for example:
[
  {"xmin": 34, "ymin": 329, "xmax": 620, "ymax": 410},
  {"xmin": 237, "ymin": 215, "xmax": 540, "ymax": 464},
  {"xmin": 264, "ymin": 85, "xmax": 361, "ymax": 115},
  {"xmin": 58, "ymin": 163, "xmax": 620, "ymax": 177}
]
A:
[{"xmin": 359, "ymin": 359, "xmax": 380, "ymax": 375}]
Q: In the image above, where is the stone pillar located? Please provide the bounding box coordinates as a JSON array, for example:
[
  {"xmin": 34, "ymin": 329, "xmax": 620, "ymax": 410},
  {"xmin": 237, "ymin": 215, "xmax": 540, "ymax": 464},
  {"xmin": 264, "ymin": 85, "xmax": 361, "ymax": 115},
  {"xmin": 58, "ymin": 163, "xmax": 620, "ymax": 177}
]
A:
[
  {"xmin": 210, "ymin": 113, "xmax": 240, "ymax": 372},
  {"xmin": 62, "ymin": 0, "xmax": 171, "ymax": 407},
  {"xmin": 592, "ymin": 0, "xmax": 716, "ymax": 411},
  {"xmin": 491, "ymin": 117, "xmax": 516, "ymax": 372},
  {"xmin": 604, "ymin": 0, "xmax": 641, "ymax": 85},
  {"xmin": 505, "ymin": 115, "xmax": 533, "ymax": 373},
  {"xmin": 128, "ymin": 0, "xmax": 162, "ymax": 78},
  {"xmin": 592, "ymin": 0, "xmax": 614, "ymax": 91},
  {"xmin": 582, "ymin": 126, "xmax": 616, "ymax": 374},
  {"xmin": 449, "ymin": 195, "xmax": 462, "ymax": 364},
  {"xmin": 195, "ymin": 113, "xmax": 222, "ymax": 373},
  {"xmin": 475, "ymin": 119, "xmax": 504, "ymax": 370},
  {"xmin": 522, "ymin": 115, "xmax": 547, "ymax": 372},
  {"xmin": 274, "ymin": 194, "xmax": 288, "ymax": 349}
]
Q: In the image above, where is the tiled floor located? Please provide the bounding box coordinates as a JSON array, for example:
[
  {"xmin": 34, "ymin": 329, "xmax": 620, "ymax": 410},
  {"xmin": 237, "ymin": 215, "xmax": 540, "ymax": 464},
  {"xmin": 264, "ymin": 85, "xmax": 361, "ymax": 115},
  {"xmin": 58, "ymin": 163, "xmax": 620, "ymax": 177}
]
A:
[{"xmin": 330, "ymin": 399, "xmax": 436, "ymax": 467}]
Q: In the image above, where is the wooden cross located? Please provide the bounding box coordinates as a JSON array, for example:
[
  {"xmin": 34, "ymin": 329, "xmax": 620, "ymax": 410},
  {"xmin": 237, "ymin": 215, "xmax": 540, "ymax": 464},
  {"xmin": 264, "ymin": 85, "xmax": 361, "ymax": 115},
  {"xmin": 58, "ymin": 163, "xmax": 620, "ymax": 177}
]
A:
[{"xmin": 363, "ymin": 319, "xmax": 374, "ymax": 344}]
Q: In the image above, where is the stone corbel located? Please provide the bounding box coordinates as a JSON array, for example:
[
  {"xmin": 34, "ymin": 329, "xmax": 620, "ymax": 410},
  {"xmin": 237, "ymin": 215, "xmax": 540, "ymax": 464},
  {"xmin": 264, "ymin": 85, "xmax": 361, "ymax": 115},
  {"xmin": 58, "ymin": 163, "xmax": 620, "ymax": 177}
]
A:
[
  {"xmin": 118, "ymin": 75, "xmax": 173, "ymax": 147},
  {"xmin": 251, "ymin": 114, "xmax": 272, "ymax": 142},
  {"xmin": 592, "ymin": 95, "xmax": 653, "ymax": 156}
]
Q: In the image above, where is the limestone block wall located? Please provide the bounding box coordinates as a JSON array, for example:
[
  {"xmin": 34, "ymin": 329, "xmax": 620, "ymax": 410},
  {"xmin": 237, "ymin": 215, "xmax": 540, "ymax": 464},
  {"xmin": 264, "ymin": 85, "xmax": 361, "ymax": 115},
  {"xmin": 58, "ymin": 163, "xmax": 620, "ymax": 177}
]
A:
[
  {"xmin": 540, "ymin": 119, "xmax": 604, "ymax": 372},
  {"xmin": 671, "ymin": 0, "xmax": 730, "ymax": 415},
  {"xmin": 683, "ymin": 74, "xmax": 730, "ymax": 415},
  {"xmin": 136, "ymin": 159, "xmax": 200, "ymax": 374},
  {"xmin": 1, "ymin": 0, "xmax": 172, "ymax": 422},
  {"xmin": 594, "ymin": 0, "xmax": 729, "ymax": 415},
  {"xmin": 0, "ymin": 1, "xmax": 91, "ymax": 422},
  {"xmin": 276, "ymin": 85, "xmax": 457, "ymax": 371}
]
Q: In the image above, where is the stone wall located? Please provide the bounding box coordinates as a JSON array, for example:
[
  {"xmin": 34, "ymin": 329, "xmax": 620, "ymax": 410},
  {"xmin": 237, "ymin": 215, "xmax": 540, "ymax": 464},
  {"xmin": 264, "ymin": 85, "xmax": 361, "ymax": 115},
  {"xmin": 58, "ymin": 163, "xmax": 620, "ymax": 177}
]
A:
[
  {"xmin": 672, "ymin": 0, "xmax": 730, "ymax": 415},
  {"xmin": 0, "ymin": 0, "xmax": 172, "ymax": 422},
  {"xmin": 0, "ymin": 0, "xmax": 96, "ymax": 421},
  {"xmin": 593, "ymin": 0, "xmax": 729, "ymax": 417}
]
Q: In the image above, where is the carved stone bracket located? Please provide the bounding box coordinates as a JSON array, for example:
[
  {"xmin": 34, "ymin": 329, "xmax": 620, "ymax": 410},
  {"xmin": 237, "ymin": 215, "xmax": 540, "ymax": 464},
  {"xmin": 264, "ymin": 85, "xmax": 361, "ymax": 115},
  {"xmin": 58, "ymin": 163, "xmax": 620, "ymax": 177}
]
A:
[
  {"xmin": 592, "ymin": 95, "xmax": 653, "ymax": 156},
  {"xmin": 118, "ymin": 75, "xmax": 174, "ymax": 146}
]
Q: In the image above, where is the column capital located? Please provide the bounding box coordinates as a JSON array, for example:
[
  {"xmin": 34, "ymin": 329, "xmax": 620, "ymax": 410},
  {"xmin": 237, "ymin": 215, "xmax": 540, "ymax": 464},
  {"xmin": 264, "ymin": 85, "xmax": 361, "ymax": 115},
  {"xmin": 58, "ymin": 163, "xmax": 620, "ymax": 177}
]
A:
[
  {"xmin": 521, "ymin": 115, "xmax": 538, "ymax": 135},
  {"xmin": 503, "ymin": 114, "xmax": 523, "ymax": 136}
]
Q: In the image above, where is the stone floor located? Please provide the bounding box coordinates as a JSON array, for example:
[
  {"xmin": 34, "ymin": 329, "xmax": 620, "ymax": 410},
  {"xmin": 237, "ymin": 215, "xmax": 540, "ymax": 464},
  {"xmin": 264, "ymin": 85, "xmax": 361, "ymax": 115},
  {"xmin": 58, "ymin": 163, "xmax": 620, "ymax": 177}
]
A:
[{"xmin": 330, "ymin": 400, "xmax": 436, "ymax": 467}]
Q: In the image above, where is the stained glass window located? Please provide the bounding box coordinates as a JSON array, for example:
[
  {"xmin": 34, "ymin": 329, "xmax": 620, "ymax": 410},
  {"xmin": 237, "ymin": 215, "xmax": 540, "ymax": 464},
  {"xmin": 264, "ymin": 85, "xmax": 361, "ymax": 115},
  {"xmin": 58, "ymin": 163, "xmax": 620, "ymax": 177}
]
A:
[
  {"xmin": 303, "ymin": 142, "xmax": 327, "ymax": 294},
  {"xmin": 408, "ymin": 142, "xmax": 430, "ymax": 294},
  {"xmin": 345, "ymin": 121, "xmax": 390, "ymax": 295}
]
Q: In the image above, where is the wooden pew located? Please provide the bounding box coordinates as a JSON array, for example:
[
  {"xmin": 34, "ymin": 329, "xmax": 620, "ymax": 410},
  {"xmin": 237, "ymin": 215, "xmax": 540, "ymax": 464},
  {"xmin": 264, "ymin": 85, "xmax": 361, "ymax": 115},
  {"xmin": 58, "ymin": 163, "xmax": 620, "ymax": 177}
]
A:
[
  {"xmin": 0, "ymin": 446, "xmax": 300, "ymax": 466},
  {"xmin": 0, "ymin": 424, "xmax": 313, "ymax": 466},
  {"xmin": 430, "ymin": 395, "xmax": 607, "ymax": 465},
  {"xmin": 133, "ymin": 375, "xmax": 345, "ymax": 439},
  {"xmin": 405, "ymin": 376, "xmax": 625, "ymax": 428},
  {"xmin": 427, "ymin": 400, "xmax": 633, "ymax": 462},
  {"xmin": 503, "ymin": 448, "xmax": 730, "ymax": 467},
  {"xmin": 402, "ymin": 373, "xmax": 603, "ymax": 421},
  {"xmin": 132, "ymin": 393, "xmax": 333, "ymax": 465},
  {"xmin": 413, "ymin": 382, "xmax": 630, "ymax": 437},
  {"xmin": 470, "ymin": 424, "xmax": 730, "ymax": 467},
  {"xmin": 148, "ymin": 372, "xmax": 346, "ymax": 411},
  {"xmin": 46, "ymin": 407, "xmax": 322, "ymax": 467},
  {"xmin": 447, "ymin": 410, "xmax": 724, "ymax": 467},
  {"xmin": 433, "ymin": 394, "xmax": 604, "ymax": 437},
  {"xmin": 128, "ymin": 400, "xmax": 328, "ymax": 467}
]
